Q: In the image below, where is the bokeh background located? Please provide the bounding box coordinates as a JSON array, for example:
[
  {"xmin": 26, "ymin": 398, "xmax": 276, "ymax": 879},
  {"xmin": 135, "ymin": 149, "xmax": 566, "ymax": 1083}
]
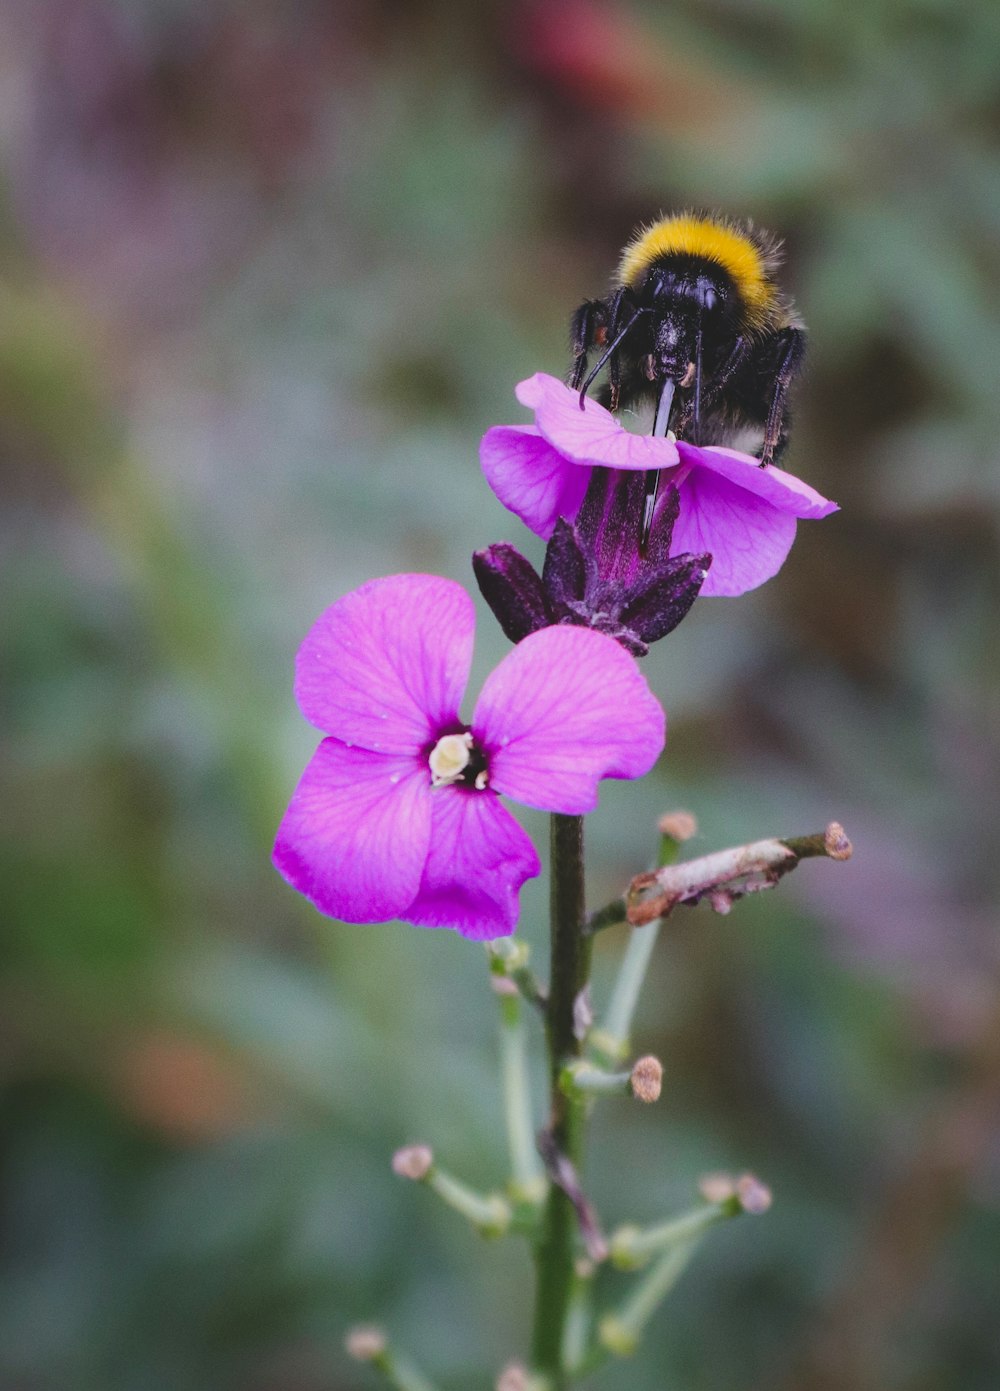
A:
[{"xmin": 3, "ymin": 1, "xmax": 999, "ymax": 1388}]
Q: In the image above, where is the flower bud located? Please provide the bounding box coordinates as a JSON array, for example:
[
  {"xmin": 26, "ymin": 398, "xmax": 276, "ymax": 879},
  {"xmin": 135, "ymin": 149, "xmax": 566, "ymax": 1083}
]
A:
[
  {"xmin": 629, "ymin": 1055, "xmax": 663, "ymax": 1103},
  {"xmin": 736, "ymin": 1173, "xmax": 772, "ymax": 1215},
  {"xmin": 824, "ymin": 821, "xmax": 852, "ymax": 860},
  {"xmin": 658, "ymin": 810, "xmax": 698, "ymax": 842},
  {"xmin": 698, "ymin": 1172, "xmax": 736, "ymax": 1204},
  {"xmin": 344, "ymin": 1326, "xmax": 387, "ymax": 1361},
  {"xmin": 392, "ymin": 1144, "xmax": 433, "ymax": 1180},
  {"xmin": 495, "ymin": 1361, "xmax": 529, "ymax": 1391}
]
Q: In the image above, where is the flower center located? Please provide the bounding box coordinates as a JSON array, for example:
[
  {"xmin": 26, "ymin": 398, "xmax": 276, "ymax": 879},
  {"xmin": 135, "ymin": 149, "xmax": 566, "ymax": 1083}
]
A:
[{"xmin": 428, "ymin": 730, "xmax": 489, "ymax": 790}]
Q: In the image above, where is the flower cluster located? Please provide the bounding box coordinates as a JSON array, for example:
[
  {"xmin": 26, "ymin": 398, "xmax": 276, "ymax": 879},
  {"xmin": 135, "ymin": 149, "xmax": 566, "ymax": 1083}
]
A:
[{"xmin": 274, "ymin": 366, "xmax": 837, "ymax": 938}]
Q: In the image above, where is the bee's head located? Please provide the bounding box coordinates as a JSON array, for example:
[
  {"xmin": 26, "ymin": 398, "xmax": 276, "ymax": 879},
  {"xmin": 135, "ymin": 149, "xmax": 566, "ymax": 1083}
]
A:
[{"xmin": 641, "ymin": 259, "xmax": 734, "ymax": 382}]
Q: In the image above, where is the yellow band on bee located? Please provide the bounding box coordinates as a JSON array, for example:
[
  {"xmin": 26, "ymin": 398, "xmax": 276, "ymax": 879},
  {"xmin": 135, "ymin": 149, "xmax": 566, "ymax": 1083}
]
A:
[{"xmin": 616, "ymin": 214, "xmax": 776, "ymax": 328}]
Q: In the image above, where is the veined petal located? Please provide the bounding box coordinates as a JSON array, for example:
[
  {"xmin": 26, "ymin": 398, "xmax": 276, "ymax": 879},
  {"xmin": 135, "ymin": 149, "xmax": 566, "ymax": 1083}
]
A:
[
  {"xmin": 481, "ymin": 424, "xmax": 590, "ymax": 539},
  {"xmin": 516, "ymin": 373, "xmax": 680, "ymax": 472},
  {"xmin": 473, "ymin": 626, "xmax": 665, "ymax": 814},
  {"xmin": 295, "ymin": 574, "xmax": 473, "ymax": 753},
  {"xmin": 677, "ymin": 442, "xmax": 839, "ymax": 519},
  {"xmin": 671, "ymin": 470, "xmax": 797, "ymax": 597},
  {"xmin": 405, "ymin": 790, "xmax": 541, "ymax": 940},
  {"xmin": 273, "ymin": 740, "xmax": 430, "ymax": 923}
]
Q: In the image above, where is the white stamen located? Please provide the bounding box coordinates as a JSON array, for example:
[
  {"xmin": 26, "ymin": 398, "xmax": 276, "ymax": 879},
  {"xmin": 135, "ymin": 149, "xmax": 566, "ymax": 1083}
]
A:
[
  {"xmin": 429, "ymin": 731, "xmax": 474, "ymax": 787},
  {"xmin": 474, "ymin": 769, "xmax": 489, "ymax": 790}
]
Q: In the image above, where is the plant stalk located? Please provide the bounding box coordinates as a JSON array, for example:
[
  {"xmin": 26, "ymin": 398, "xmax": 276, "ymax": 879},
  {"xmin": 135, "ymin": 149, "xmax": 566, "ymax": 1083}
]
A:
[{"xmin": 531, "ymin": 813, "xmax": 592, "ymax": 1387}]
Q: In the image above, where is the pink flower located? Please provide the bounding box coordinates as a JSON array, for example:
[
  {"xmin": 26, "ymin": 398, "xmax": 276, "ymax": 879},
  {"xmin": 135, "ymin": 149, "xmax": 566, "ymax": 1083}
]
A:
[
  {"xmin": 481, "ymin": 373, "xmax": 839, "ymax": 597},
  {"xmin": 273, "ymin": 574, "xmax": 665, "ymax": 940}
]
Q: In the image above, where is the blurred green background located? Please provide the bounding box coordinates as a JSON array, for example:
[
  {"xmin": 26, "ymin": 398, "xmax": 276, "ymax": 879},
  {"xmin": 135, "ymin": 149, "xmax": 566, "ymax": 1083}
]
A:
[{"xmin": 3, "ymin": 1, "xmax": 999, "ymax": 1388}]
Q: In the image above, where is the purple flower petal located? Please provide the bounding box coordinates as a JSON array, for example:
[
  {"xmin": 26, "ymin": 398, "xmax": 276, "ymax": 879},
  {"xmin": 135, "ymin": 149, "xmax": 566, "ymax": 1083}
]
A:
[
  {"xmin": 294, "ymin": 574, "xmax": 474, "ymax": 753},
  {"xmin": 405, "ymin": 789, "xmax": 541, "ymax": 940},
  {"xmin": 672, "ymin": 469, "xmax": 798, "ymax": 597},
  {"xmin": 273, "ymin": 739, "xmax": 430, "ymax": 923},
  {"xmin": 473, "ymin": 626, "xmax": 665, "ymax": 814},
  {"xmin": 481, "ymin": 424, "xmax": 589, "ymax": 539},
  {"xmin": 676, "ymin": 442, "xmax": 839, "ymax": 520},
  {"xmin": 517, "ymin": 373, "xmax": 679, "ymax": 471}
]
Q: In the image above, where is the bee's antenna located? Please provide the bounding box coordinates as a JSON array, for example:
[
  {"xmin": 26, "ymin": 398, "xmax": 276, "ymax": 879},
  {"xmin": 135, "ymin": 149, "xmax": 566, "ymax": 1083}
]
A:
[
  {"xmin": 578, "ymin": 306, "xmax": 652, "ymax": 408},
  {"xmin": 641, "ymin": 377, "xmax": 676, "ymax": 553}
]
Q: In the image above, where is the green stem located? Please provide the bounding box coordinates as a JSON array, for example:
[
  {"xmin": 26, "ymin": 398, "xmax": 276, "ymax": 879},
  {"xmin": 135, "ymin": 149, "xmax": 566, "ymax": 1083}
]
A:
[
  {"xmin": 590, "ymin": 922, "xmax": 661, "ymax": 1067},
  {"xmin": 531, "ymin": 813, "xmax": 591, "ymax": 1387},
  {"xmin": 609, "ymin": 1197, "xmax": 737, "ymax": 1268},
  {"xmin": 590, "ymin": 831, "xmax": 681, "ymax": 1066},
  {"xmin": 598, "ymin": 1240, "xmax": 700, "ymax": 1358},
  {"xmin": 499, "ymin": 993, "xmax": 545, "ymax": 1200},
  {"xmin": 426, "ymin": 1167, "xmax": 511, "ymax": 1237},
  {"xmin": 560, "ymin": 1062, "xmax": 632, "ymax": 1097}
]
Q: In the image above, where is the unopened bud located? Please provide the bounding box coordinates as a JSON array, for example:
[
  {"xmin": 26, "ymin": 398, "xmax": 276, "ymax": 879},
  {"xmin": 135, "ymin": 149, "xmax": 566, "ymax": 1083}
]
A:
[
  {"xmin": 698, "ymin": 1172, "xmax": 736, "ymax": 1204},
  {"xmin": 495, "ymin": 1361, "xmax": 528, "ymax": 1391},
  {"xmin": 488, "ymin": 937, "xmax": 531, "ymax": 970},
  {"xmin": 392, "ymin": 1144, "xmax": 433, "ymax": 1180},
  {"xmin": 735, "ymin": 1173, "xmax": 772, "ymax": 1214},
  {"xmin": 490, "ymin": 975, "xmax": 519, "ymax": 998},
  {"xmin": 629, "ymin": 1055, "xmax": 663, "ymax": 1103},
  {"xmin": 824, "ymin": 822, "xmax": 852, "ymax": 860},
  {"xmin": 658, "ymin": 810, "xmax": 698, "ymax": 842},
  {"xmin": 574, "ymin": 1256, "xmax": 595, "ymax": 1279},
  {"xmin": 599, "ymin": 1315, "xmax": 638, "ymax": 1357},
  {"xmin": 345, "ymin": 1326, "xmax": 387, "ymax": 1361}
]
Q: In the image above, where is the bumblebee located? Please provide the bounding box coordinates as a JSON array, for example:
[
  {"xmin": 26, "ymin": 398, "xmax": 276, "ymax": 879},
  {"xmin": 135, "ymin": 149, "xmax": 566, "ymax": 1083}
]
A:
[{"xmin": 570, "ymin": 211, "xmax": 805, "ymax": 472}]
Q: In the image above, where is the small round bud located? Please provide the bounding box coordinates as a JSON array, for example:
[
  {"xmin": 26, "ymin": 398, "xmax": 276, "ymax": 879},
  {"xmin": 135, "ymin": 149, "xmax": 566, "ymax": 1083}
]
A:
[
  {"xmin": 495, "ymin": 1361, "xmax": 528, "ymax": 1391},
  {"xmin": 608, "ymin": 1223, "xmax": 644, "ymax": 1270},
  {"xmin": 658, "ymin": 810, "xmax": 698, "ymax": 842},
  {"xmin": 824, "ymin": 822, "xmax": 852, "ymax": 860},
  {"xmin": 698, "ymin": 1172, "xmax": 736, "ymax": 1204},
  {"xmin": 574, "ymin": 1256, "xmax": 595, "ymax": 1280},
  {"xmin": 735, "ymin": 1173, "xmax": 772, "ymax": 1215},
  {"xmin": 599, "ymin": 1315, "xmax": 638, "ymax": 1357},
  {"xmin": 488, "ymin": 937, "xmax": 531, "ymax": 970},
  {"xmin": 490, "ymin": 975, "xmax": 519, "ymax": 998},
  {"xmin": 392, "ymin": 1144, "xmax": 433, "ymax": 1180},
  {"xmin": 345, "ymin": 1326, "xmax": 387, "ymax": 1361},
  {"xmin": 629, "ymin": 1055, "xmax": 663, "ymax": 1104}
]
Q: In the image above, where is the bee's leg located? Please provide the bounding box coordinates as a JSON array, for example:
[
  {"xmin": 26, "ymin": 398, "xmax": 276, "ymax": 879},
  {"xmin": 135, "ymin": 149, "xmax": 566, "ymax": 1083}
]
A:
[
  {"xmin": 577, "ymin": 301, "xmax": 650, "ymax": 408},
  {"xmin": 706, "ymin": 335, "xmax": 750, "ymax": 401},
  {"xmin": 692, "ymin": 316, "xmax": 704, "ymax": 444},
  {"xmin": 603, "ymin": 286, "xmax": 634, "ymax": 412},
  {"xmin": 760, "ymin": 327, "xmax": 806, "ymax": 467},
  {"xmin": 569, "ymin": 299, "xmax": 609, "ymax": 391}
]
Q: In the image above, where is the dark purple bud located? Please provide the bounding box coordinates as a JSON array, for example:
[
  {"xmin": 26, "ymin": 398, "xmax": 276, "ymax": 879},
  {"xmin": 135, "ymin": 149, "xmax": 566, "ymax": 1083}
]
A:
[
  {"xmin": 619, "ymin": 553, "xmax": 712, "ymax": 644},
  {"xmin": 541, "ymin": 518, "xmax": 587, "ymax": 609},
  {"xmin": 473, "ymin": 544, "xmax": 551, "ymax": 643}
]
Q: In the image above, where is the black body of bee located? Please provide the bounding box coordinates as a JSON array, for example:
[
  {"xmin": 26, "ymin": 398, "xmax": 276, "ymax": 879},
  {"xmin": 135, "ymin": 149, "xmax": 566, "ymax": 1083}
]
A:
[{"xmin": 569, "ymin": 212, "xmax": 806, "ymax": 469}]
